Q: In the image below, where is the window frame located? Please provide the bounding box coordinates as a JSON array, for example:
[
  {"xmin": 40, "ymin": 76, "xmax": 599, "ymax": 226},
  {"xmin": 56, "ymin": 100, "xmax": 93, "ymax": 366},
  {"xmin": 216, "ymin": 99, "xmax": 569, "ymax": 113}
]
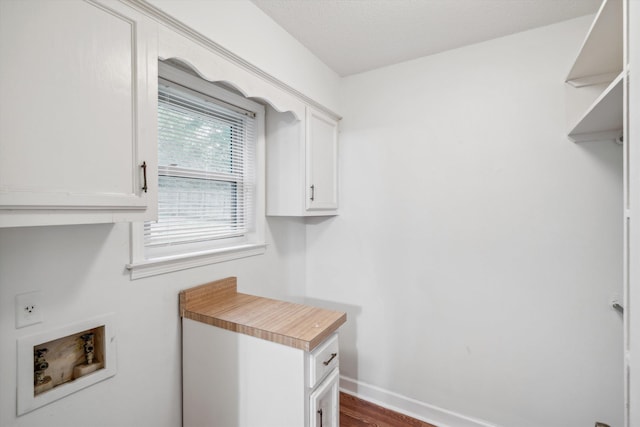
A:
[{"xmin": 127, "ymin": 62, "xmax": 266, "ymax": 279}]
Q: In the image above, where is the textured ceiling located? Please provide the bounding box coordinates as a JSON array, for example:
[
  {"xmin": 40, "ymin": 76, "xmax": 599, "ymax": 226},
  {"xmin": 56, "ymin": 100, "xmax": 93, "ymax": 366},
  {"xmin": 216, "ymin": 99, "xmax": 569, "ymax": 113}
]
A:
[{"xmin": 251, "ymin": 0, "xmax": 601, "ymax": 76}]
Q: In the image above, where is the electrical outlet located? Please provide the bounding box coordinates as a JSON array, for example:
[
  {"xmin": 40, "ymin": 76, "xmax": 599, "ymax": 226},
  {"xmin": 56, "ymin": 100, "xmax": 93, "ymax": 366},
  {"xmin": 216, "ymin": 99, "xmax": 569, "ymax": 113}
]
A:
[{"xmin": 15, "ymin": 291, "xmax": 43, "ymax": 329}]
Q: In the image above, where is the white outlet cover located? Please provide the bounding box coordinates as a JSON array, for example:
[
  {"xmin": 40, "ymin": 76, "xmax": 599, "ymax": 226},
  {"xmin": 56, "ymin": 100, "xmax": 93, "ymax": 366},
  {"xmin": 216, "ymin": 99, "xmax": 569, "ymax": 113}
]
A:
[{"xmin": 15, "ymin": 291, "xmax": 43, "ymax": 329}]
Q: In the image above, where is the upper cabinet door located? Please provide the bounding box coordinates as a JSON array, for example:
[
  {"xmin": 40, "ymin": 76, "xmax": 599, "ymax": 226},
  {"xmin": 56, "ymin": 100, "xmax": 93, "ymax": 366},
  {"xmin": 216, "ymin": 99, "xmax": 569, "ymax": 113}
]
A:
[
  {"xmin": 306, "ymin": 108, "xmax": 338, "ymax": 212},
  {"xmin": 0, "ymin": 0, "xmax": 158, "ymax": 227}
]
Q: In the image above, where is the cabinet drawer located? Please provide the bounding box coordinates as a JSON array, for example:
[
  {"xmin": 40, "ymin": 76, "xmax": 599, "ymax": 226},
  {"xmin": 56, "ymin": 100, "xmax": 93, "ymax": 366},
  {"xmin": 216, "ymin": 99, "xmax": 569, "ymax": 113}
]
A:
[{"xmin": 308, "ymin": 333, "xmax": 339, "ymax": 388}]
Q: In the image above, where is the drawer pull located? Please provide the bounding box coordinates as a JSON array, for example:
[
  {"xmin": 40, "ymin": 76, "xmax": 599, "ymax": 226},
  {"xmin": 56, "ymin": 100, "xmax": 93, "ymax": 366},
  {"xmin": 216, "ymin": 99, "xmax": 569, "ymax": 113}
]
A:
[
  {"xmin": 323, "ymin": 352, "xmax": 337, "ymax": 366},
  {"xmin": 141, "ymin": 161, "xmax": 148, "ymax": 193}
]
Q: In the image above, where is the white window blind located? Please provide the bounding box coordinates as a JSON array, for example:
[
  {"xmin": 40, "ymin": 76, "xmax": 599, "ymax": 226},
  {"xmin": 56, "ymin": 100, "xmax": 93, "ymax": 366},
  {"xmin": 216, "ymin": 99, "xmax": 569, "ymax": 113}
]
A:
[{"xmin": 145, "ymin": 80, "xmax": 256, "ymax": 248}]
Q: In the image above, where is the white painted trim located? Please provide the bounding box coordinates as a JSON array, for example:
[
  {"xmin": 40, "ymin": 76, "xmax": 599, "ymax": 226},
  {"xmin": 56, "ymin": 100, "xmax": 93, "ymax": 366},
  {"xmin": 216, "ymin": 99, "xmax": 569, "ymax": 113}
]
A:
[
  {"xmin": 339, "ymin": 376, "xmax": 502, "ymax": 427},
  {"xmin": 127, "ymin": 242, "xmax": 267, "ymax": 279},
  {"xmin": 0, "ymin": 192, "xmax": 146, "ymax": 210},
  {"xmin": 124, "ymin": 0, "xmax": 341, "ymax": 121},
  {"xmin": 625, "ymin": 0, "xmax": 639, "ymax": 424}
]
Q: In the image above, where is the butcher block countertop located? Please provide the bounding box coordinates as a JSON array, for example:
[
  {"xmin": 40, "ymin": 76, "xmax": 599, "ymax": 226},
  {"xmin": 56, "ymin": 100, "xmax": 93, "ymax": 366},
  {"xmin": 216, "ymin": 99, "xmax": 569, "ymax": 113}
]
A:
[{"xmin": 179, "ymin": 277, "xmax": 347, "ymax": 352}]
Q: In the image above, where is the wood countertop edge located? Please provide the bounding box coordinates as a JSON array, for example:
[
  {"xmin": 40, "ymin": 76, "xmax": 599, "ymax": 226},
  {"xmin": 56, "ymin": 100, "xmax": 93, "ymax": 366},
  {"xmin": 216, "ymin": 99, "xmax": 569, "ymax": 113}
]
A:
[
  {"xmin": 179, "ymin": 277, "xmax": 347, "ymax": 352},
  {"xmin": 182, "ymin": 310, "xmax": 346, "ymax": 351},
  {"xmin": 308, "ymin": 312, "xmax": 347, "ymax": 350}
]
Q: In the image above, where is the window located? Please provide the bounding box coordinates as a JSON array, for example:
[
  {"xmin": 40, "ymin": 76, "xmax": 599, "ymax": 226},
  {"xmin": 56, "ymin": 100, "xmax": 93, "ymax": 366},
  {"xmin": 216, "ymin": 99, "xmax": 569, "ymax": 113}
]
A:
[
  {"xmin": 149, "ymin": 78, "xmax": 255, "ymax": 249},
  {"xmin": 128, "ymin": 62, "xmax": 265, "ymax": 279}
]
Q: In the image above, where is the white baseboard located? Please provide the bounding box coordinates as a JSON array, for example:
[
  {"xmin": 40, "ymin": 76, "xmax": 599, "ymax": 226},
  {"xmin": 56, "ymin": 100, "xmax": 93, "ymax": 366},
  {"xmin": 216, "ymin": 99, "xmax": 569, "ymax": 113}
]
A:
[{"xmin": 339, "ymin": 375, "xmax": 501, "ymax": 427}]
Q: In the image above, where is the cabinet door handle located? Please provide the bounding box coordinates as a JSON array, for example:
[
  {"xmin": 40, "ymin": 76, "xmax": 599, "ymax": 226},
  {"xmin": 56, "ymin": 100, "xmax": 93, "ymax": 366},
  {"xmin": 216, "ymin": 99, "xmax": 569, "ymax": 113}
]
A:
[
  {"xmin": 317, "ymin": 409, "xmax": 323, "ymax": 427},
  {"xmin": 310, "ymin": 184, "xmax": 315, "ymax": 201},
  {"xmin": 323, "ymin": 352, "xmax": 337, "ymax": 366},
  {"xmin": 141, "ymin": 161, "xmax": 148, "ymax": 193}
]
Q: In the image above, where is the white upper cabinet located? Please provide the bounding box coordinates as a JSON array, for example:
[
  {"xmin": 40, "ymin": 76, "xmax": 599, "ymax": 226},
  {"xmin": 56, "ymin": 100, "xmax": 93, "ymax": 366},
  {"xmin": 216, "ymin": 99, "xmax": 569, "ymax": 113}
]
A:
[
  {"xmin": 266, "ymin": 106, "xmax": 339, "ymax": 216},
  {"xmin": 566, "ymin": 0, "xmax": 624, "ymax": 142},
  {"xmin": 0, "ymin": 0, "xmax": 158, "ymax": 227}
]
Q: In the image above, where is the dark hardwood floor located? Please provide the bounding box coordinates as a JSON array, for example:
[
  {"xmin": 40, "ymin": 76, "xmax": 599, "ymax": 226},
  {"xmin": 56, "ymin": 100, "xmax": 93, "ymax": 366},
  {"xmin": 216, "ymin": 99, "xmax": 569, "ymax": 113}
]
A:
[{"xmin": 340, "ymin": 392, "xmax": 437, "ymax": 427}]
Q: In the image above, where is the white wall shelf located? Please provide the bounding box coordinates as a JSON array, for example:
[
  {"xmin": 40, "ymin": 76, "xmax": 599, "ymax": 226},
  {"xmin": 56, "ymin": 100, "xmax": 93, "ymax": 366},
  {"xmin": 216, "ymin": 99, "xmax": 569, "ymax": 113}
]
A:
[
  {"xmin": 568, "ymin": 71, "xmax": 624, "ymax": 142},
  {"xmin": 566, "ymin": 0, "xmax": 623, "ymax": 85},
  {"xmin": 565, "ymin": 0, "xmax": 623, "ymax": 142}
]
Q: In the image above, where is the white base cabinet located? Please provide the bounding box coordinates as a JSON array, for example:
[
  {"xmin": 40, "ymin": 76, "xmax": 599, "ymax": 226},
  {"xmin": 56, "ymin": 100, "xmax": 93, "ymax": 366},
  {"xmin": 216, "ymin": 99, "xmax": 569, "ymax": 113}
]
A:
[
  {"xmin": 266, "ymin": 106, "xmax": 339, "ymax": 216},
  {"xmin": 182, "ymin": 318, "xmax": 340, "ymax": 427},
  {"xmin": 0, "ymin": 0, "xmax": 158, "ymax": 227}
]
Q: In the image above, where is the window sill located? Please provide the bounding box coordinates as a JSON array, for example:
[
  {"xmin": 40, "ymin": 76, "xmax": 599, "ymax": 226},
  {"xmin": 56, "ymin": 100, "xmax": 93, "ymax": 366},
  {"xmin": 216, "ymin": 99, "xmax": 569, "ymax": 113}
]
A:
[{"xmin": 126, "ymin": 242, "xmax": 267, "ymax": 280}]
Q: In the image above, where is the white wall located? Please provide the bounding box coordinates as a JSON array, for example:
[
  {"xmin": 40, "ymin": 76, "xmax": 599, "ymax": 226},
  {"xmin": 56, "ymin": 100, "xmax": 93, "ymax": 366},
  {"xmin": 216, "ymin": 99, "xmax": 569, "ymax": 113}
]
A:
[
  {"xmin": 0, "ymin": 218, "xmax": 307, "ymax": 427},
  {"xmin": 305, "ymin": 16, "xmax": 624, "ymax": 427}
]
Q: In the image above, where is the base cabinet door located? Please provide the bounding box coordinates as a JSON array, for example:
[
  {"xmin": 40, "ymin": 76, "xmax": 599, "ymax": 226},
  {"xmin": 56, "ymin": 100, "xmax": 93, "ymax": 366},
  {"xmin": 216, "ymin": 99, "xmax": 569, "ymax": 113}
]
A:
[
  {"xmin": 0, "ymin": 0, "xmax": 158, "ymax": 227},
  {"xmin": 310, "ymin": 369, "xmax": 340, "ymax": 427}
]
